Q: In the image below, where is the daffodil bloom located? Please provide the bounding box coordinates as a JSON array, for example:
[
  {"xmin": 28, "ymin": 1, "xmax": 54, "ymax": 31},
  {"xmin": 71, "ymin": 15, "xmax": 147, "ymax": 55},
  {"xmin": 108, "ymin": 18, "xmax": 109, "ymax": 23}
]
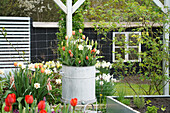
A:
[
  {"xmin": 34, "ymin": 83, "xmax": 40, "ymax": 89},
  {"xmin": 0, "ymin": 70, "xmax": 4, "ymax": 75},
  {"xmin": 56, "ymin": 79, "xmax": 62, "ymax": 84},
  {"xmin": 78, "ymin": 45, "xmax": 84, "ymax": 50}
]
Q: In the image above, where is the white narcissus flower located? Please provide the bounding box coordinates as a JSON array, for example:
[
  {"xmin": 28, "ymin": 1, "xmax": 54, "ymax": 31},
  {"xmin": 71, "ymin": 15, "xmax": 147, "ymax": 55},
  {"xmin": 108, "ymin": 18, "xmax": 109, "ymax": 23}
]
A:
[
  {"xmin": 95, "ymin": 61, "xmax": 101, "ymax": 68},
  {"xmin": 0, "ymin": 70, "xmax": 4, "ymax": 75},
  {"xmin": 99, "ymin": 81, "xmax": 104, "ymax": 86},
  {"xmin": 45, "ymin": 69, "xmax": 52, "ymax": 75},
  {"xmin": 28, "ymin": 63, "xmax": 35, "ymax": 70},
  {"xmin": 53, "ymin": 68, "xmax": 57, "ymax": 73},
  {"xmin": 96, "ymin": 50, "xmax": 100, "ymax": 54},
  {"xmin": 56, "ymin": 61, "xmax": 62, "ymax": 68},
  {"xmin": 86, "ymin": 45, "xmax": 92, "ymax": 50},
  {"xmin": 103, "ymin": 74, "xmax": 111, "ymax": 82},
  {"xmin": 95, "ymin": 76, "xmax": 100, "ymax": 81},
  {"xmin": 78, "ymin": 45, "xmax": 84, "ymax": 50},
  {"xmin": 101, "ymin": 61, "xmax": 107, "ymax": 68},
  {"xmin": 34, "ymin": 83, "xmax": 40, "ymax": 89},
  {"xmin": 56, "ymin": 79, "xmax": 62, "ymax": 84},
  {"xmin": 18, "ymin": 62, "xmax": 24, "ymax": 67},
  {"xmin": 21, "ymin": 65, "xmax": 26, "ymax": 69}
]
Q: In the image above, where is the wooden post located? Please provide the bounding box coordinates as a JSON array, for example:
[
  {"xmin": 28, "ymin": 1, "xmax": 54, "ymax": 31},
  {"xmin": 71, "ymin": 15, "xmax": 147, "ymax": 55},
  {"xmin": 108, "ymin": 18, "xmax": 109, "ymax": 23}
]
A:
[
  {"xmin": 53, "ymin": 0, "xmax": 85, "ymax": 37},
  {"xmin": 153, "ymin": 0, "xmax": 169, "ymax": 95}
]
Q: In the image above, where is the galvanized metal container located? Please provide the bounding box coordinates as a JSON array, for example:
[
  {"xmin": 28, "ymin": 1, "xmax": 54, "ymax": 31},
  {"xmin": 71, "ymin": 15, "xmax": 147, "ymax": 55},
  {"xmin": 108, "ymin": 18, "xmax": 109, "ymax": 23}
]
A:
[{"xmin": 61, "ymin": 65, "xmax": 96, "ymax": 104}]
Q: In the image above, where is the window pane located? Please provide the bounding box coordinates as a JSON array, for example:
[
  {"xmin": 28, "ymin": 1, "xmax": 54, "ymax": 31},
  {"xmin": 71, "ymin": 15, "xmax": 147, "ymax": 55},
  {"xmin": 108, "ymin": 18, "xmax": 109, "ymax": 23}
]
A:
[
  {"xmin": 129, "ymin": 48, "xmax": 138, "ymax": 60},
  {"xmin": 115, "ymin": 34, "xmax": 125, "ymax": 46},
  {"xmin": 129, "ymin": 33, "xmax": 139, "ymax": 46},
  {"xmin": 115, "ymin": 48, "xmax": 125, "ymax": 60}
]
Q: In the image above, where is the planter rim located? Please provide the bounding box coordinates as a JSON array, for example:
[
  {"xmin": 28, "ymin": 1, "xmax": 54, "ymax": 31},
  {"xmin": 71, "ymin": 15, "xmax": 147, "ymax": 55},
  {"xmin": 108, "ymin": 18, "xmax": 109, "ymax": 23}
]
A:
[
  {"xmin": 109, "ymin": 95, "xmax": 170, "ymax": 98},
  {"xmin": 62, "ymin": 64, "xmax": 95, "ymax": 68},
  {"xmin": 107, "ymin": 96, "xmax": 140, "ymax": 113}
]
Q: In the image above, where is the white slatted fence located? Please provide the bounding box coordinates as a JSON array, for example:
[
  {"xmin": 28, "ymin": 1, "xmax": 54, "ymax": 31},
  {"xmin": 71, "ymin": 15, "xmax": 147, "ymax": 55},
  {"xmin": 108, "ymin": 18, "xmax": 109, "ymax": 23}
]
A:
[{"xmin": 0, "ymin": 17, "xmax": 31, "ymax": 75}]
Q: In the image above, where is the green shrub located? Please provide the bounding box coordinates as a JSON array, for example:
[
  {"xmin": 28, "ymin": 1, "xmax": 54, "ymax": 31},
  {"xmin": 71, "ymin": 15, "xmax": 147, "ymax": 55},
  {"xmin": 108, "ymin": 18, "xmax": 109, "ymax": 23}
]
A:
[{"xmin": 133, "ymin": 96, "xmax": 145, "ymax": 109}]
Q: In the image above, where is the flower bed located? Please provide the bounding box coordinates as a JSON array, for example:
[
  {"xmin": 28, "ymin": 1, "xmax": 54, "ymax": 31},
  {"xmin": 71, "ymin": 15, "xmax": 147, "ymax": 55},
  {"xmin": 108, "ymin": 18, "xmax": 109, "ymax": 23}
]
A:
[{"xmin": 107, "ymin": 95, "xmax": 170, "ymax": 113}]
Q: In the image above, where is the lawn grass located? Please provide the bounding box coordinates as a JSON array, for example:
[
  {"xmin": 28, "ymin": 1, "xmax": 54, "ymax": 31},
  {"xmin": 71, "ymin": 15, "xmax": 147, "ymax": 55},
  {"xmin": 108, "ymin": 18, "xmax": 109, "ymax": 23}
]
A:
[{"xmin": 114, "ymin": 82, "xmax": 163, "ymax": 96}]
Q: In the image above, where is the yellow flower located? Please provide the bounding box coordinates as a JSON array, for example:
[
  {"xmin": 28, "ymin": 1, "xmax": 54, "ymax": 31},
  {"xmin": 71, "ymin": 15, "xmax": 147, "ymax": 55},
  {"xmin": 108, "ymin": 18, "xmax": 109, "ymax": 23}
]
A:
[{"xmin": 100, "ymin": 94, "xmax": 103, "ymax": 97}]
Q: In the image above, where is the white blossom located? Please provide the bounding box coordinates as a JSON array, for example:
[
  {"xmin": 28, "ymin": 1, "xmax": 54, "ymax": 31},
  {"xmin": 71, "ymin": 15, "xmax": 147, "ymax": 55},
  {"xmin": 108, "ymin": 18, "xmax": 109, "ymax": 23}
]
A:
[
  {"xmin": 99, "ymin": 81, "xmax": 104, "ymax": 86},
  {"xmin": 56, "ymin": 79, "xmax": 62, "ymax": 84},
  {"xmin": 78, "ymin": 45, "xmax": 84, "ymax": 50},
  {"xmin": 96, "ymin": 50, "xmax": 100, "ymax": 54},
  {"xmin": 86, "ymin": 45, "xmax": 92, "ymax": 50},
  {"xmin": 45, "ymin": 69, "xmax": 52, "ymax": 75},
  {"xmin": 0, "ymin": 70, "xmax": 4, "ymax": 75},
  {"xmin": 34, "ymin": 83, "xmax": 40, "ymax": 89}
]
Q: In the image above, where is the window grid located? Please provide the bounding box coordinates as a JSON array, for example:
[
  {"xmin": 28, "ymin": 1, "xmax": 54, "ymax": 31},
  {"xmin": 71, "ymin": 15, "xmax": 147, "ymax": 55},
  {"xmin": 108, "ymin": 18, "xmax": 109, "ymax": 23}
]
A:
[{"xmin": 113, "ymin": 32, "xmax": 141, "ymax": 62}]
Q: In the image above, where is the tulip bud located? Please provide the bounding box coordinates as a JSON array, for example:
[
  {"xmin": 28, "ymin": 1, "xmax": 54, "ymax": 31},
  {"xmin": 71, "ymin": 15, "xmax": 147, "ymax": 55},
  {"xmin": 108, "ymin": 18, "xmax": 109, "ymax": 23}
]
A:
[
  {"xmin": 79, "ymin": 29, "xmax": 82, "ymax": 33},
  {"xmin": 65, "ymin": 36, "xmax": 68, "ymax": 40},
  {"xmin": 14, "ymin": 62, "xmax": 17, "ymax": 67},
  {"xmin": 82, "ymin": 35, "xmax": 85, "ymax": 40},
  {"xmin": 61, "ymin": 41, "xmax": 63, "ymax": 46},
  {"xmin": 72, "ymin": 31, "xmax": 75, "ymax": 35},
  {"xmin": 91, "ymin": 40, "xmax": 94, "ymax": 46}
]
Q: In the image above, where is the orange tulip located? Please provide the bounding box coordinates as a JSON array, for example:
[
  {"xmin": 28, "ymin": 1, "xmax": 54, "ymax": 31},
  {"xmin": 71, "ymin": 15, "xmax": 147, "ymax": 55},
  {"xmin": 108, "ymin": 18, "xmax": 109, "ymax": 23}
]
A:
[
  {"xmin": 82, "ymin": 35, "xmax": 85, "ymax": 40},
  {"xmin": 14, "ymin": 62, "xmax": 17, "ymax": 67},
  {"xmin": 72, "ymin": 31, "xmax": 75, "ymax": 35},
  {"xmin": 79, "ymin": 29, "xmax": 82, "ymax": 33},
  {"xmin": 65, "ymin": 36, "xmax": 68, "ymax": 40},
  {"xmin": 41, "ymin": 68, "xmax": 45, "ymax": 73}
]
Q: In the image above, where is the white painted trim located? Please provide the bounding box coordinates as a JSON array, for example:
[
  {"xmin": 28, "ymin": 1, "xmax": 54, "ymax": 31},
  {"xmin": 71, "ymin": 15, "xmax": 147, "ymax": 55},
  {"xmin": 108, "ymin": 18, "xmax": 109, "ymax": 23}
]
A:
[
  {"xmin": 72, "ymin": 0, "xmax": 85, "ymax": 14},
  {"xmin": 112, "ymin": 32, "xmax": 141, "ymax": 62},
  {"xmin": 53, "ymin": 0, "xmax": 67, "ymax": 14},
  {"xmin": 32, "ymin": 22, "xmax": 163, "ymax": 28},
  {"xmin": 153, "ymin": 0, "xmax": 165, "ymax": 13}
]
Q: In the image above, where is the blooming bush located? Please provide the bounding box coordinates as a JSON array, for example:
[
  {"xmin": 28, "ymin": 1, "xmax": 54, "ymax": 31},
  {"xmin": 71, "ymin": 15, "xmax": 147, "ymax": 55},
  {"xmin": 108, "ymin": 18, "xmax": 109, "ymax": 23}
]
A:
[{"xmin": 58, "ymin": 29, "xmax": 100, "ymax": 66}]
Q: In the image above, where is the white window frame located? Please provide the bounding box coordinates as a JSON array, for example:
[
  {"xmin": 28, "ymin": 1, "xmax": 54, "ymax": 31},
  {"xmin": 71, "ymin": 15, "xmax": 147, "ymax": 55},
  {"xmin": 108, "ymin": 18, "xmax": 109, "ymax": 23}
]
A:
[{"xmin": 112, "ymin": 32, "xmax": 141, "ymax": 62}]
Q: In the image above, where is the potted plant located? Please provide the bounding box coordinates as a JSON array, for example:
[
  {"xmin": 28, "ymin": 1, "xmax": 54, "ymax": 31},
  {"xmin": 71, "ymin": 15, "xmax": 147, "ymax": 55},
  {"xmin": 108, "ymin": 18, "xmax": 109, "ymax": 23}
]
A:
[{"xmin": 58, "ymin": 29, "xmax": 100, "ymax": 105}]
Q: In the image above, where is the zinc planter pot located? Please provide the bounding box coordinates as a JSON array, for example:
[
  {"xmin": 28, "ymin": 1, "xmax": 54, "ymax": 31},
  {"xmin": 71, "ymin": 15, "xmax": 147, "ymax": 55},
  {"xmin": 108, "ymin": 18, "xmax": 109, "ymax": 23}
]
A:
[{"xmin": 61, "ymin": 65, "xmax": 96, "ymax": 105}]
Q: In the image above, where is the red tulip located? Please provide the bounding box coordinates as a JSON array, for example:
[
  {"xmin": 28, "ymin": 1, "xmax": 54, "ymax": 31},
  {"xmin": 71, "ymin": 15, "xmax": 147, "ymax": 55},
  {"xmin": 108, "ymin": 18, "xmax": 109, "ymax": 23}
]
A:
[
  {"xmin": 6, "ymin": 93, "xmax": 16, "ymax": 105},
  {"xmin": 86, "ymin": 56, "xmax": 89, "ymax": 60},
  {"xmin": 62, "ymin": 46, "xmax": 65, "ymax": 51},
  {"xmin": 38, "ymin": 100, "xmax": 46, "ymax": 110},
  {"xmin": 72, "ymin": 31, "xmax": 75, "ymax": 35},
  {"xmin": 91, "ymin": 48, "xmax": 96, "ymax": 54},
  {"xmin": 40, "ymin": 109, "xmax": 47, "ymax": 113},
  {"xmin": 4, "ymin": 105, "xmax": 12, "ymax": 112},
  {"xmin": 79, "ymin": 60, "xmax": 81, "ymax": 63},
  {"xmin": 25, "ymin": 95, "xmax": 34, "ymax": 104},
  {"xmin": 68, "ymin": 50, "xmax": 72, "ymax": 54},
  {"xmin": 5, "ymin": 98, "xmax": 12, "ymax": 106},
  {"xmin": 70, "ymin": 98, "xmax": 78, "ymax": 107}
]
